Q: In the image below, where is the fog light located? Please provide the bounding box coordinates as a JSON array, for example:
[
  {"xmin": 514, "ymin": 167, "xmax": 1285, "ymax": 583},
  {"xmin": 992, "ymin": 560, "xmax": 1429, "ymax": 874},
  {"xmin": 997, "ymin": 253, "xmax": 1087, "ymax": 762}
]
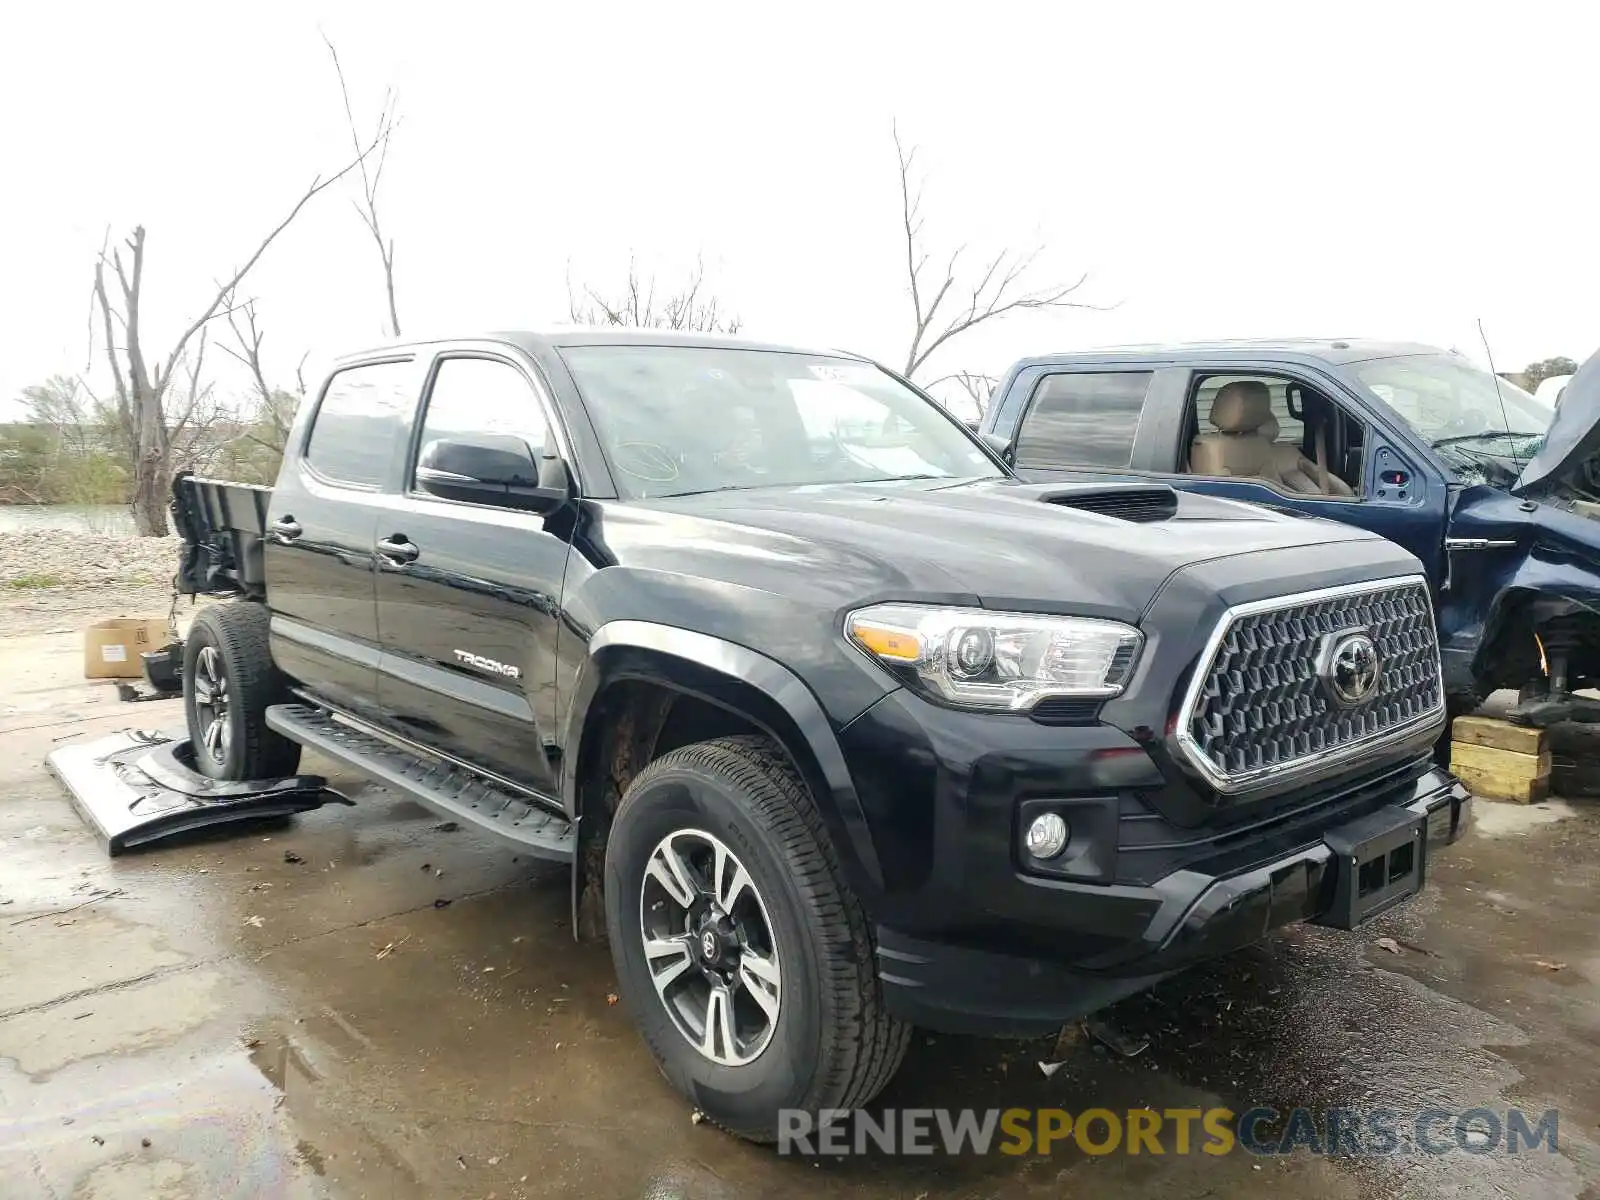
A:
[{"xmin": 1024, "ymin": 812, "xmax": 1069, "ymax": 859}]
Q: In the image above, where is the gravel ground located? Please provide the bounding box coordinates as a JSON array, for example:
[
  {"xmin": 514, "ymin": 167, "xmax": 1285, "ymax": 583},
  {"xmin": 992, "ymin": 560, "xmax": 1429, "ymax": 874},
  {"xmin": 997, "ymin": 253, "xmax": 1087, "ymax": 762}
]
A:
[
  {"xmin": 0, "ymin": 531, "xmax": 196, "ymax": 637},
  {"xmin": 0, "ymin": 530, "xmax": 182, "ymax": 589},
  {"xmin": 0, "ymin": 583, "xmax": 205, "ymax": 637}
]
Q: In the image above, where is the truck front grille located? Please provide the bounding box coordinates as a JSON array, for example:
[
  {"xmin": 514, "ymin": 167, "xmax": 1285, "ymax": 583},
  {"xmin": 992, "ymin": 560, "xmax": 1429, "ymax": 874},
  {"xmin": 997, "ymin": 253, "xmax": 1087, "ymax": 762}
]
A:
[{"xmin": 1178, "ymin": 576, "xmax": 1443, "ymax": 791}]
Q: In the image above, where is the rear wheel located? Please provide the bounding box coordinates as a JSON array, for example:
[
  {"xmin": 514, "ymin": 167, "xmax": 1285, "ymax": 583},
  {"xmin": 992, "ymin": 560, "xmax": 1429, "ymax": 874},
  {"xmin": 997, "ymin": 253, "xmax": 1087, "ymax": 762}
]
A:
[
  {"xmin": 604, "ymin": 735, "xmax": 909, "ymax": 1141},
  {"xmin": 182, "ymin": 602, "xmax": 301, "ymax": 781}
]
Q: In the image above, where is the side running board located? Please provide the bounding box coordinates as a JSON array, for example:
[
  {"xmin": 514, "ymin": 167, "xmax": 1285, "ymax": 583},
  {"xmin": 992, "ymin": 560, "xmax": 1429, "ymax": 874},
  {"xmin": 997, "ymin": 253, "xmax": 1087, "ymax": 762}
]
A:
[{"xmin": 266, "ymin": 703, "xmax": 575, "ymax": 863}]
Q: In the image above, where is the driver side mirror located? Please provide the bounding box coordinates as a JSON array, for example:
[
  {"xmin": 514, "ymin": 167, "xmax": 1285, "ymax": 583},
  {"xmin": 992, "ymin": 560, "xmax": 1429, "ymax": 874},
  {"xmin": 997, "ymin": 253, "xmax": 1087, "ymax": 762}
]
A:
[
  {"xmin": 980, "ymin": 431, "xmax": 1015, "ymax": 467},
  {"xmin": 416, "ymin": 434, "xmax": 569, "ymax": 512}
]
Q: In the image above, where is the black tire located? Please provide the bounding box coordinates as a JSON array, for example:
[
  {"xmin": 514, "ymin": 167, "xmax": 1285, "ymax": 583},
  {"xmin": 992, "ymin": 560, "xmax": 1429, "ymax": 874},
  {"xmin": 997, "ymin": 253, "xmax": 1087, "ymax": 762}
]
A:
[
  {"xmin": 182, "ymin": 602, "xmax": 301, "ymax": 781},
  {"xmin": 604, "ymin": 735, "xmax": 909, "ymax": 1141}
]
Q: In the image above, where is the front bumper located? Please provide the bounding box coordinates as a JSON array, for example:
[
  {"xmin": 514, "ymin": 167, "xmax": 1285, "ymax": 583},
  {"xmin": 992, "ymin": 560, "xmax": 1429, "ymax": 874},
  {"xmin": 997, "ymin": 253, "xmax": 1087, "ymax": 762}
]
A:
[{"xmin": 874, "ymin": 773, "xmax": 1470, "ymax": 1036}]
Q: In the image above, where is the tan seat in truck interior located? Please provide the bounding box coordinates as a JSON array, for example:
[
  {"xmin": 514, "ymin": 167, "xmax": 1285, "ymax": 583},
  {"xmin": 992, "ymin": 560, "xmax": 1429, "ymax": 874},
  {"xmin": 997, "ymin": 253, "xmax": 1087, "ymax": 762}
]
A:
[
  {"xmin": 1257, "ymin": 414, "xmax": 1354, "ymax": 497},
  {"xmin": 1188, "ymin": 380, "xmax": 1353, "ymax": 497}
]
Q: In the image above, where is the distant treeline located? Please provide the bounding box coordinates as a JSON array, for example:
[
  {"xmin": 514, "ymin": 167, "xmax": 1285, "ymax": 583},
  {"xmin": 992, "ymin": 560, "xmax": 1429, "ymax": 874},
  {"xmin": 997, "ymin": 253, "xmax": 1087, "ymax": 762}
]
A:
[{"xmin": 0, "ymin": 415, "xmax": 285, "ymax": 507}]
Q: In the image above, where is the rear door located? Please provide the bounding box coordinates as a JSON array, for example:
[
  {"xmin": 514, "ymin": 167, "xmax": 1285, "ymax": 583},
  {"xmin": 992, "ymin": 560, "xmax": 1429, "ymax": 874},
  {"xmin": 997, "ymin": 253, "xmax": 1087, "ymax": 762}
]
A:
[
  {"xmin": 265, "ymin": 358, "xmax": 416, "ymax": 721},
  {"xmin": 372, "ymin": 351, "xmax": 571, "ymax": 797}
]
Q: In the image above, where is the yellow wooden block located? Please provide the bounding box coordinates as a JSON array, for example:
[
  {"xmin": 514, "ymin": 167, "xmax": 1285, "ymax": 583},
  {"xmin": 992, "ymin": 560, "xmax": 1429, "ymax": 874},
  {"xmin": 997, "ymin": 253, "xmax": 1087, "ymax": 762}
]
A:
[
  {"xmin": 1449, "ymin": 715, "xmax": 1547, "ymax": 756},
  {"xmin": 1450, "ymin": 739, "xmax": 1551, "ymax": 805},
  {"xmin": 1452, "ymin": 762, "xmax": 1549, "ymax": 804}
]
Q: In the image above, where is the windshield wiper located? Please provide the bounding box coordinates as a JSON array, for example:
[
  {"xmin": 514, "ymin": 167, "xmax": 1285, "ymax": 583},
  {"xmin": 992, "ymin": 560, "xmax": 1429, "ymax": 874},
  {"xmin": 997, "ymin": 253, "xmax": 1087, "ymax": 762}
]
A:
[
  {"xmin": 659, "ymin": 484, "xmax": 767, "ymax": 498},
  {"xmin": 1432, "ymin": 431, "xmax": 1543, "ymax": 448}
]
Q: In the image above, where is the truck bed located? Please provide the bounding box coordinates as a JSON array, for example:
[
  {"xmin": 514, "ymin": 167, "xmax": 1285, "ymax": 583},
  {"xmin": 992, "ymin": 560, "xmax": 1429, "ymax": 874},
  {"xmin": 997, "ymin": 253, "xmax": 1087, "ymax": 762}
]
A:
[{"xmin": 171, "ymin": 471, "xmax": 274, "ymax": 600}]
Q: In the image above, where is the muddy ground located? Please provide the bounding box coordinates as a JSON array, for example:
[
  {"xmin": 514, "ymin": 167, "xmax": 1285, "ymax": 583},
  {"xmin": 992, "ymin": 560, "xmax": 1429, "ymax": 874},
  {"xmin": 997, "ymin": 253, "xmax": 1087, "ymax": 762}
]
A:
[{"xmin": 2, "ymin": 589, "xmax": 1598, "ymax": 1199}]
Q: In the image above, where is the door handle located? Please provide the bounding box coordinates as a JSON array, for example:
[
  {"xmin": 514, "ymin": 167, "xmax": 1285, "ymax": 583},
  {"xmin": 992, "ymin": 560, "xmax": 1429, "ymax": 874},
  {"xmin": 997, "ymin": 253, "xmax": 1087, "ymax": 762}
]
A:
[
  {"xmin": 271, "ymin": 516, "xmax": 303, "ymax": 541},
  {"xmin": 377, "ymin": 534, "xmax": 420, "ymax": 565}
]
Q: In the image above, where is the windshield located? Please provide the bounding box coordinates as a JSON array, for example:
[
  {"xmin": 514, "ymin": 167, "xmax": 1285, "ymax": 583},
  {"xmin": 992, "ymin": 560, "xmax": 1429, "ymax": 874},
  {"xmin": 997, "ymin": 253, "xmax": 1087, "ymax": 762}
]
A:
[
  {"xmin": 558, "ymin": 345, "xmax": 1004, "ymax": 499},
  {"xmin": 1354, "ymin": 353, "xmax": 1555, "ymax": 483}
]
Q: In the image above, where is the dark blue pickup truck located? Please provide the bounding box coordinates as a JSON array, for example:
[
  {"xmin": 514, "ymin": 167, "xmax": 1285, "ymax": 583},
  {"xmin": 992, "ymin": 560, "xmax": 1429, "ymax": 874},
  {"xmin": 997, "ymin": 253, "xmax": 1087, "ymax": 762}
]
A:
[{"xmin": 979, "ymin": 339, "xmax": 1600, "ymax": 724}]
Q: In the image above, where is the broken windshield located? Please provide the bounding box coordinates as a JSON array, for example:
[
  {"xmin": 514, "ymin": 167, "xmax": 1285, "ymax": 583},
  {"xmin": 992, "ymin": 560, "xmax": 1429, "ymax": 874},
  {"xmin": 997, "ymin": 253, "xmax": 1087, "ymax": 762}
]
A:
[{"xmin": 1355, "ymin": 353, "xmax": 1554, "ymax": 480}]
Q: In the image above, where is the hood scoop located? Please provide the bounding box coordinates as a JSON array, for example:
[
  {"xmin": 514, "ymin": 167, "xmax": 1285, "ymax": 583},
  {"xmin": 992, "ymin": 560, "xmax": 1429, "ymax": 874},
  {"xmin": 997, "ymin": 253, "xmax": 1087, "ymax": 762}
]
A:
[{"xmin": 1036, "ymin": 482, "xmax": 1180, "ymax": 523}]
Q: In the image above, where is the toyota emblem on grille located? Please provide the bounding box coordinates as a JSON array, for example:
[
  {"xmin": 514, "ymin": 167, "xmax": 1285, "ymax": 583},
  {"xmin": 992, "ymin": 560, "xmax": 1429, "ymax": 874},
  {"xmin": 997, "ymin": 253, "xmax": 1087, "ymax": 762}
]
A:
[{"xmin": 1321, "ymin": 630, "xmax": 1382, "ymax": 706}]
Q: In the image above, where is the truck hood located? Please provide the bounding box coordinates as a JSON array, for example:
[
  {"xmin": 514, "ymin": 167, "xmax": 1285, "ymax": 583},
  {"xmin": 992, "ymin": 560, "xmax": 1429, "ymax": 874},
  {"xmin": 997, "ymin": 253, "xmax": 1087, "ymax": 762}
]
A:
[
  {"xmin": 1513, "ymin": 344, "xmax": 1600, "ymax": 497},
  {"xmin": 637, "ymin": 477, "xmax": 1404, "ymax": 623}
]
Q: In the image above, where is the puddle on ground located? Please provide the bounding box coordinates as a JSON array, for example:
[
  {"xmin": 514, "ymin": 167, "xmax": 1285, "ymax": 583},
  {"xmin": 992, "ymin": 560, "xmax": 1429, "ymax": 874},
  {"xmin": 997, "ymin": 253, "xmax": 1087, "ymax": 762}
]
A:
[{"xmin": 0, "ymin": 1039, "xmax": 324, "ymax": 1200}]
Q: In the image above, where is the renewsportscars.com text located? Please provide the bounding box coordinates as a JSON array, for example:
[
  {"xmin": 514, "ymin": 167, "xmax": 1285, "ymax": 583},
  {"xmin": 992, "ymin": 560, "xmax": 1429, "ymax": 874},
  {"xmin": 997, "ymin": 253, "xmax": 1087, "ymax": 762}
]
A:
[{"xmin": 778, "ymin": 1106, "xmax": 1560, "ymax": 1158}]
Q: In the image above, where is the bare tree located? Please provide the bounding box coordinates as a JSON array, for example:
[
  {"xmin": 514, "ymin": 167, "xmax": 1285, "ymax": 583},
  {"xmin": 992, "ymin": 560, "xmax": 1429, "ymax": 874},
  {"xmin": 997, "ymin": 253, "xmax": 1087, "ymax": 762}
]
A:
[
  {"xmin": 894, "ymin": 123, "xmax": 1093, "ymax": 381},
  {"xmin": 166, "ymin": 328, "xmax": 237, "ymax": 475},
  {"xmin": 924, "ymin": 370, "xmax": 1000, "ymax": 419},
  {"xmin": 221, "ymin": 296, "xmax": 304, "ymax": 457},
  {"xmin": 20, "ymin": 376, "xmax": 93, "ymax": 458},
  {"xmin": 325, "ymin": 34, "xmax": 401, "ymax": 337},
  {"xmin": 90, "ymin": 146, "xmax": 376, "ymax": 536},
  {"xmin": 568, "ymin": 256, "xmax": 741, "ymax": 333},
  {"xmin": 7, "ymin": 376, "xmax": 94, "ymax": 504}
]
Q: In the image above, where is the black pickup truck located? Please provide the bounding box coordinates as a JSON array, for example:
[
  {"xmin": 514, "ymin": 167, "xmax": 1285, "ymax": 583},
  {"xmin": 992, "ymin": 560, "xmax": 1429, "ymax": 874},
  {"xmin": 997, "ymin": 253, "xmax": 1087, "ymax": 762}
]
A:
[{"xmin": 171, "ymin": 330, "xmax": 1469, "ymax": 1140}]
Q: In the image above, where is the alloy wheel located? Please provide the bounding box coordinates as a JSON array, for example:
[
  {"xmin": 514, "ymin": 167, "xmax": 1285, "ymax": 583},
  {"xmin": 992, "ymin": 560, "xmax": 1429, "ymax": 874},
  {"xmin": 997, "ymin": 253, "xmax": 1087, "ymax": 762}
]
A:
[
  {"xmin": 192, "ymin": 645, "xmax": 231, "ymax": 765},
  {"xmin": 638, "ymin": 828, "xmax": 782, "ymax": 1067}
]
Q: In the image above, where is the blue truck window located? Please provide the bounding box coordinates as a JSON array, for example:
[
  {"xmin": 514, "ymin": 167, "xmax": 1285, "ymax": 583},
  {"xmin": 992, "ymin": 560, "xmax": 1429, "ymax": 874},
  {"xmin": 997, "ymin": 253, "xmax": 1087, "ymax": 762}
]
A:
[{"xmin": 1015, "ymin": 372, "xmax": 1153, "ymax": 469}]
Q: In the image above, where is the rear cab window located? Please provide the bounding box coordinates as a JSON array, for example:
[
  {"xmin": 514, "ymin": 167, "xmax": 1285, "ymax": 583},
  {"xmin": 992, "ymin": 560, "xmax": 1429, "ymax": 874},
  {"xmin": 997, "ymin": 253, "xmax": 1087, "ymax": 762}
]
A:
[
  {"xmin": 303, "ymin": 361, "xmax": 415, "ymax": 488},
  {"xmin": 1013, "ymin": 371, "xmax": 1154, "ymax": 469}
]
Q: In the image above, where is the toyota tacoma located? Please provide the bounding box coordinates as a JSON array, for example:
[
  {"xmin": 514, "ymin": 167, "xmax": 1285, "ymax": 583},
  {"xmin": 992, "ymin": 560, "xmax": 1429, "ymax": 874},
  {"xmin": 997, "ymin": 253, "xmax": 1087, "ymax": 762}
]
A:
[{"xmin": 170, "ymin": 330, "xmax": 1470, "ymax": 1140}]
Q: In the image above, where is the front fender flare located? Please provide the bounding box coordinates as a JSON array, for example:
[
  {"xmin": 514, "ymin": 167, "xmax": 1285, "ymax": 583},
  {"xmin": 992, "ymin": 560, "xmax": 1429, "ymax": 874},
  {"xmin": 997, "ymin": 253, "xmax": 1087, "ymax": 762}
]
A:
[{"xmin": 561, "ymin": 620, "xmax": 884, "ymax": 891}]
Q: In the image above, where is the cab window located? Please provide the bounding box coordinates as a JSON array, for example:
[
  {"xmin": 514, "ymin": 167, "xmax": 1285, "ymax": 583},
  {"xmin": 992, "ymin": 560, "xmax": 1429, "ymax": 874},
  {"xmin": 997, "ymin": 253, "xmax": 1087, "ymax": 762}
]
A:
[
  {"xmin": 1013, "ymin": 371, "xmax": 1153, "ymax": 470},
  {"xmin": 1184, "ymin": 373, "xmax": 1363, "ymax": 497},
  {"xmin": 303, "ymin": 361, "xmax": 414, "ymax": 489}
]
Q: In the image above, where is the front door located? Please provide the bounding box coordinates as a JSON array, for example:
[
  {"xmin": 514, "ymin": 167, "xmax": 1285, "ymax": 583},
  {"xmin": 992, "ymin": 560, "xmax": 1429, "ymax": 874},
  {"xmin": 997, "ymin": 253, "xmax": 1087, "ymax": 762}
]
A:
[
  {"xmin": 373, "ymin": 352, "xmax": 571, "ymax": 797},
  {"xmin": 1172, "ymin": 369, "xmax": 1448, "ymax": 585},
  {"xmin": 265, "ymin": 358, "xmax": 417, "ymax": 721}
]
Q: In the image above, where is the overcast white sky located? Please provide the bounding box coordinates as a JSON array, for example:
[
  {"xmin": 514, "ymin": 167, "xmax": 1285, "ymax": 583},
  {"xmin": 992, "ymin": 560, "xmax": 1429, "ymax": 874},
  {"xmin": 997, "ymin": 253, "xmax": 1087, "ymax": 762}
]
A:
[{"xmin": 2, "ymin": 1, "xmax": 1595, "ymax": 421}]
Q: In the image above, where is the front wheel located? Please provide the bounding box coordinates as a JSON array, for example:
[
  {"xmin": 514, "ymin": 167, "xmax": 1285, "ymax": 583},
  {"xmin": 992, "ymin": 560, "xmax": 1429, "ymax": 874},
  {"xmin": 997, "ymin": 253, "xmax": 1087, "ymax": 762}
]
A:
[
  {"xmin": 604, "ymin": 736, "xmax": 909, "ymax": 1141},
  {"xmin": 182, "ymin": 602, "xmax": 301, "ymax": 781}
]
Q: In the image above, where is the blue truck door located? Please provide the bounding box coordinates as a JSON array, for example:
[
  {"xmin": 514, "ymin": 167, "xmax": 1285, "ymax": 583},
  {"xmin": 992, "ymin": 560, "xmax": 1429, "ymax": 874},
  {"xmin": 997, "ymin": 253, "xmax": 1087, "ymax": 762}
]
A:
[{"xmin": 1162, "ymin": 366, "xmax": 1447, "ymax": 586}]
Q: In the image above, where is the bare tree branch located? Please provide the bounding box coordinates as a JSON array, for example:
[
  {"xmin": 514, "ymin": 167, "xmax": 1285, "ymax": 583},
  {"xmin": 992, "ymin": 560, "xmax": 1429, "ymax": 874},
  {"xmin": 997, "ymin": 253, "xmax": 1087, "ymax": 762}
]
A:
[
  {"xmin": 220, "ymin": 295, "xmax": 303, "ymax": 465},
  {"xmin": 157, "ymin": 138, "xmax": 382, "ymax": 399},
  {"xmin": 568, "ymin": 254, "xmax": 741, "ymax": 334},
  {"xmin": 169, "ymin": 325, "xmax": 212, "ymax": 441},
  {"xmin": 893, "ymin": 123, "xmax": 1097, "ymax": 380},
  {"xmin": 84, "ymin": 117, "xmax": 381, "ymax": 534},
  {"xmin": 221, "ymin": 294, "xmax": 271, "ymax": 406},
  {"xmin": 91, "ymin": 250, "xmax": 133, "ymax": 455},
  {"xmin": 324, "ymin": 33, "xmax": 401, "ymax": 337},
  {"xmin": 924, "ymin": 370, "xmax": 1000, "ymax": 418}
]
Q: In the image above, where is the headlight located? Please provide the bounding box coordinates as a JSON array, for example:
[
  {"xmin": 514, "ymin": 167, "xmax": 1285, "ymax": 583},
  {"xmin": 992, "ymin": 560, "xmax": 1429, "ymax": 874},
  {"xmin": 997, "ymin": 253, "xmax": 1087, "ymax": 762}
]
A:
[{"xmin": 845, "ymin": 603, "xmax": 1142, "ymax": 711}]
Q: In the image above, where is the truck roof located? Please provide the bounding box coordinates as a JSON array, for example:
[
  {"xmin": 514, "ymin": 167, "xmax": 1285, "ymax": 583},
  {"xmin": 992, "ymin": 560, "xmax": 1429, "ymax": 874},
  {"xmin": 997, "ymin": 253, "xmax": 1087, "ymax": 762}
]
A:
[
  {"xmin": 333, "ymin": 327, "xmax": 871, "ymax": 365},
  {"xmin": 1011, "ymin": 338, "xmax": 1444, "ymax": 370}
]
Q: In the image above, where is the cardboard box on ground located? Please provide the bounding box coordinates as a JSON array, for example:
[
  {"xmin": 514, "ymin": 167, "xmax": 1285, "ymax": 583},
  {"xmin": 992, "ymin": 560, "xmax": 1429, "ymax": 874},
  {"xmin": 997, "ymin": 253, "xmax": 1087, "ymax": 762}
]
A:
[{"xmin": 83, "ymin": 618, "xmax": 172, "ymax": 680}]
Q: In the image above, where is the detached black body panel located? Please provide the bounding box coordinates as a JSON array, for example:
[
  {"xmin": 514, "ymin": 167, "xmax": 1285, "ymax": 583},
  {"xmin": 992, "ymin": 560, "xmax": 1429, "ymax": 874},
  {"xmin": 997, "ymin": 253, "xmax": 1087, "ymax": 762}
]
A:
[{"xmin": 48, "ymin": 728, "xmax": 341, "ymax": 855}]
